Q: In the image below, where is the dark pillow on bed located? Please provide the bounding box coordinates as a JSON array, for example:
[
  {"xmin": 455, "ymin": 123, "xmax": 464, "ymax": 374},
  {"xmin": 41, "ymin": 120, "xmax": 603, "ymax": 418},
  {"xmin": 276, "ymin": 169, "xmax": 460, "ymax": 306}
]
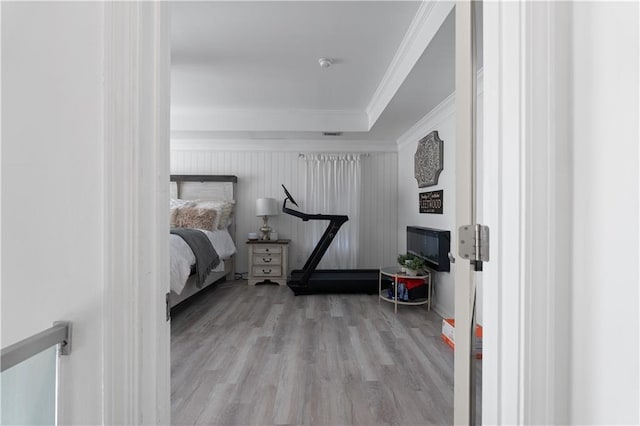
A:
[{"xmin": 174, "ymin": 205, "xmax": 219, "ymax": 230}]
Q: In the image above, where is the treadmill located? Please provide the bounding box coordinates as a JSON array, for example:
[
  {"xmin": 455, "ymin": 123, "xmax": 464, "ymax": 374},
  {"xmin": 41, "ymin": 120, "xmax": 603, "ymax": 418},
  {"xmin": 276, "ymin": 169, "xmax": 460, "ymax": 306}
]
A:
[{"xmin": 281, "ymin": 185, "xmax": 379, "ymax": 295}]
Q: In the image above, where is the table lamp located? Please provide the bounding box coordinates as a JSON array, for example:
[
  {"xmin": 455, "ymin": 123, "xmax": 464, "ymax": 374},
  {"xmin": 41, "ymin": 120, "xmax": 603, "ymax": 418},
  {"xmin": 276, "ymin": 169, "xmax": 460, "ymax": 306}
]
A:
[{"xmin": 256, "ymin": 197, "xmax": 279, "ymax": 240}]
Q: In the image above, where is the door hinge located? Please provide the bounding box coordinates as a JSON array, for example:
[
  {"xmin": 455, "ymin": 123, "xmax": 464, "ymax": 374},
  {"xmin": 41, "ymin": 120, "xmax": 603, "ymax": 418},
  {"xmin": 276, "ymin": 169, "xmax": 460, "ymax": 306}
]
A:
[
  {"xmin": 166, "ymin": 292, "xmax": 171, "ymax": 322},
  {"xmin": 458, "ymin": 224, "xmax": 490, "ymax": 270}
]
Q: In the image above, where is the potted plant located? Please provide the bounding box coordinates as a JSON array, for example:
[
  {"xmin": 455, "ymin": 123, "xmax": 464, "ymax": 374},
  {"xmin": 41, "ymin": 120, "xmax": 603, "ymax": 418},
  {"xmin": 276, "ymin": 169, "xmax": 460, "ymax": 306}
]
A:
[
  {"xmin": 397, "ymin": 253, "xmax": 426, "ymax": 276},
  {"xmin": 397, "ymin": 254, "xmax": 410, "ymax": 269}
]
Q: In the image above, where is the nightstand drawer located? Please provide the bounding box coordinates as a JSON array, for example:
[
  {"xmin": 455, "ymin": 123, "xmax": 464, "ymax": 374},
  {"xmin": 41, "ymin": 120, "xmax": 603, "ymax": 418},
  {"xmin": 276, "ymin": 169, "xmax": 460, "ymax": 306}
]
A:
[
  {"xmin": 253, "ymin": 254, "xmax": 282, "ymax": 265},
  {"xmin": 254, "ymin": 246, "xmax": 282, "ymax": 254},
  {"xmin": 247, "ymin": 239, "xmax": 289, "ymax": 286},
  {"xmin": 252, "ymin": 266, "xmax": 282, "ymax": 277}
]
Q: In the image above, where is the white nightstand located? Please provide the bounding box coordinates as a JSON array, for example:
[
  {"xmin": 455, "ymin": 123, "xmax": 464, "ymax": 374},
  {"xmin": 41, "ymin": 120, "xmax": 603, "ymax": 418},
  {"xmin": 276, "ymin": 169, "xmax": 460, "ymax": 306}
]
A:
[{"xmin": 247, "ymin": 239, "xmax": 290, "ymax": 286}]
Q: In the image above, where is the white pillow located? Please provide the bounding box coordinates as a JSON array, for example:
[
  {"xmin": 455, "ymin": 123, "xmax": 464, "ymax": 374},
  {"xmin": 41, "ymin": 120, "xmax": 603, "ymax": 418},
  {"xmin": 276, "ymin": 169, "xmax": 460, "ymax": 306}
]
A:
[{"xmin": 170, "ymin": 198, "xmax": 190, "ymax": 209}]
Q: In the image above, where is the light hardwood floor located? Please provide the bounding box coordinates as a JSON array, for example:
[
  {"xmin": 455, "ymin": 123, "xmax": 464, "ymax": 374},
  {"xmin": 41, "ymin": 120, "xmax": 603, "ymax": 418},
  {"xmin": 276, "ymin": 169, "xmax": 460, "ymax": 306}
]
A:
[{"xmin": 171, "ymin": 280, "xmax": 459, "ymax": 426}]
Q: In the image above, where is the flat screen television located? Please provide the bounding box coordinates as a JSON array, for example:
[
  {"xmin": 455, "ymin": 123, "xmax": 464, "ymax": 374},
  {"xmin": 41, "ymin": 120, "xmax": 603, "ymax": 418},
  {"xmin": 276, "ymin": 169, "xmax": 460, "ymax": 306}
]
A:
[{"xmin": 407, "ymin": 226, "xmax": 451, "ymax": 272}]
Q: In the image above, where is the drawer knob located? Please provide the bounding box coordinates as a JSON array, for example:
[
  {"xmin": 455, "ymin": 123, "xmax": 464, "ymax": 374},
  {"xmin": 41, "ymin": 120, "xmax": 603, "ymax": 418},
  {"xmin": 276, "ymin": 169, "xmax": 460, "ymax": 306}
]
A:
[
  {"xmin": 262, "ymin": 269, "xmax": 272, "ymax": 273},
  {"xmin": 262, "ymin": 258, "xmax": 272, "ymax": 263}
]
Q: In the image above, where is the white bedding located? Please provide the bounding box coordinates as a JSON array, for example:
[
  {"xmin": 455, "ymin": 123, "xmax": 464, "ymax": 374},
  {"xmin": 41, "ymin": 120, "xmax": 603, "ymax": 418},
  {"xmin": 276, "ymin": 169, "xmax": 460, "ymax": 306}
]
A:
[{"xmin": 170, "ymin": 228, "xmax": 236, "ymax": 294}]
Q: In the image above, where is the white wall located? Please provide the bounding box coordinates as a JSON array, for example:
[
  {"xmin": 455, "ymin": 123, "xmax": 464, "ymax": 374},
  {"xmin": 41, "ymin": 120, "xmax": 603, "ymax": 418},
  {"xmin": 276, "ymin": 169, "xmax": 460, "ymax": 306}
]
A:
[
  {"xmin": 2, "ymin": 3, "xmax": 105, "ymax": 424},
  {"xmin": 396, "ymin": 80, "xmax": 484, "ymax": 321},
  {"xmin": 170, "ymin": 146, "xmax": 398, "ymax": 274},
  {"xmin": 397, "ymin": 97, "xmax": 456, "ymax": 318},
  {"xmin": 570, "ymin": 2, "xmax": 639, "ymax": 423}
]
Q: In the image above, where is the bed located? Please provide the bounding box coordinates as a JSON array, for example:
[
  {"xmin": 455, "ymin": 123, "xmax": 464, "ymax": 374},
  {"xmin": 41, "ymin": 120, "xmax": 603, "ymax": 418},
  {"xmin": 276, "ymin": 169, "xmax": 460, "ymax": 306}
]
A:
[{"xmin": 169, "ymin": 175, "xmax": 238, "ymax": 307}]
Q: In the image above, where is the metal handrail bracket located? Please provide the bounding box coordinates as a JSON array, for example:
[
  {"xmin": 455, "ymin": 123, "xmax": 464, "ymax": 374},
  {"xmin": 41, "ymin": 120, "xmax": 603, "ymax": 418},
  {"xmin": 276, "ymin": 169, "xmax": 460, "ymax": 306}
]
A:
[{"xmin": 1, "ymin": 322, "xmax": 72, "ymax": 372}]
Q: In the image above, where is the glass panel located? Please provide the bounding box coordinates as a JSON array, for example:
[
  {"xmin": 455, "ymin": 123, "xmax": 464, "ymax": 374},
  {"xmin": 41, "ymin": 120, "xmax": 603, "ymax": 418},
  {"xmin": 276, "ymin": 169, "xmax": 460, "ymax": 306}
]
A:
[{"xmin": 1, "ymin": 346, "xmax": 57, "ymax": 425}]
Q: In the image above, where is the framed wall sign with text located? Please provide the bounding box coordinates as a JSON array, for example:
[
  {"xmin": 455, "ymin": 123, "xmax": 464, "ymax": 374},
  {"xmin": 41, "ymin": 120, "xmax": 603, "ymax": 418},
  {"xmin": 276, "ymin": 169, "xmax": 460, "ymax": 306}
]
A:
[{"xmin": 419, "ymin": 190, "xmax": 443, "ymax": 214}]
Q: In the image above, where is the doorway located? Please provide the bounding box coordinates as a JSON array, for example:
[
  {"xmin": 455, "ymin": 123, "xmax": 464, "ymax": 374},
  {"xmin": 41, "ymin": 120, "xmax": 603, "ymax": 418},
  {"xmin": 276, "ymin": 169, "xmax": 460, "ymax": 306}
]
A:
[{"xmin": 166, "ymin": 1, "xmax": 490, "ymax": 424}]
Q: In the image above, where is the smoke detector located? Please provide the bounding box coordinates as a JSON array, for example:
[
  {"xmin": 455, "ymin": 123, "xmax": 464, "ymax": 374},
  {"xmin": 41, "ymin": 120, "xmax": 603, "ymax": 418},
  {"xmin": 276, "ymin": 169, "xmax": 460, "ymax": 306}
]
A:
[{"xmin": 318, "ymin": 58, "xmax": 333, "ymax": 68}]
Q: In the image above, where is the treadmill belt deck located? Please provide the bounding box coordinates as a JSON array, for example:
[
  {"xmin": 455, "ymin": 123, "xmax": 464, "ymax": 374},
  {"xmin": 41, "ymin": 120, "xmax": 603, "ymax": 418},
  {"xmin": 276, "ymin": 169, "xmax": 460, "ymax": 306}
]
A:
[{"xmin": 288, "ymin": 269, "xmax": 379, "ymax": 295}]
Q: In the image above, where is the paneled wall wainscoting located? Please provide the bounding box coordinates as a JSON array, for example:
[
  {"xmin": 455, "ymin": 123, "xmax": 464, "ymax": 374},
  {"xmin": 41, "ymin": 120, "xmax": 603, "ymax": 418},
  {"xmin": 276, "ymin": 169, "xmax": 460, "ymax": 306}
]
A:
[
  {"xmin": 396, "ymin": 77, "xmax": 483, "ymax": 321},
  {"xmin": 170, "ymin": 150, "xmax": 399, "ymax": 274}
]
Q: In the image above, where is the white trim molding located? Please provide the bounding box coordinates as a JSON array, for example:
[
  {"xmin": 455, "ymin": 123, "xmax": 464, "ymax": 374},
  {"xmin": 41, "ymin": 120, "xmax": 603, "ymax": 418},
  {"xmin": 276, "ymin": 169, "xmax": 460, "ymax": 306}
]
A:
[
  {"xmin": 170, "ymin": 137, "xmax": 397, "ymax": 153},
  {"xmin": 104, "ymin": 2, "xmax": 171, "ymax": 424},
  {"xmin": 396, "ymin": 67, "xmax": 483, "ymax": 149},
  {"xmin": 521, "ymin": 2, "xmax": 572, "ymax": 424},
  {"xmin": 397, "ymin": 93, "xmax": 454, "ymax": 149},
  {"xmin": 482, "ymin": 2, "xmax": 525, "ymax": 423},
  {"xmin": 366, "ymin": 0, "xmax": 454, "ymax": 129},
  {"xmin": 482, "ymin": 2, "xmax": 572, "ymax": 424},
  {"xmin": 171, "ymin": 108, "xmax": 369, "ymax": 132},
  {"xmin": 170, "ymin": 1, "xmax": 456, "ymax": 135}
]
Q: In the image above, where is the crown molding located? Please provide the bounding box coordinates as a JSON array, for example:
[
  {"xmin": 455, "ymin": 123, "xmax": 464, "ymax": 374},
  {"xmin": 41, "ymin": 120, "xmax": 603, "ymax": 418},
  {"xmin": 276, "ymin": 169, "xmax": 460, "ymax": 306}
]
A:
[
  {"xmin": 366, "ymin": 0, "xmax": 455, "ymax": 129},
  {"xmin": 170, "ymin": 137, "xmax": 397, "ymax": 153},
  {"xmin": 170, "ymin": 108, "xmax": 368, "ymax": 132},
  {"xmin": 397, "ymin": 67, "xmax": 484, "ymax": 149},
  {"xmin": 170, "ymin": 1, "xmax": 457, "ymax": 135},
  {"xmin": 397, "ymin": 92, "xmax": 455, "ymax": 149}
]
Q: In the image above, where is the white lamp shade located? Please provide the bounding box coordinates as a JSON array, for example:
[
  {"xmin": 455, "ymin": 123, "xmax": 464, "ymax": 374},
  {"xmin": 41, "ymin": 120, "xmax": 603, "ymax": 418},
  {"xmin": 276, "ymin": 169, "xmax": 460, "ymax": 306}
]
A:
[{"xmin": 256, "ymin": 198, "xmax": 279, "ymax": 217}]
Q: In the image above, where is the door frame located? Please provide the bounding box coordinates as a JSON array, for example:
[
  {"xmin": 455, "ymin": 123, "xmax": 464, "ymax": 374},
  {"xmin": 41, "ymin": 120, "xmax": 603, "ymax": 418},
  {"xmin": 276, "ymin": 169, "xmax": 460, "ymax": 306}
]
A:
[
  {"xmin": 100, "ymin": 1, "xmax": 574, "ymax": 424},
  {"xmin": 103, "ymin": 2, "xmax": 171, "ymax": 424},
  {"xmin": 480, "ymin": 1, "xmax": 572, "ymax": 424}
]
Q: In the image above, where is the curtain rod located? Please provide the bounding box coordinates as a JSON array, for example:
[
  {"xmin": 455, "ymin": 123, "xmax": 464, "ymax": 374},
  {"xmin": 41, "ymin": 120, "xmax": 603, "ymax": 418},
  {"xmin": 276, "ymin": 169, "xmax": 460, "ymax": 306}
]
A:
[{"xmin": 298, "ymin": 153, "xmax": 371, "ymax": 158}]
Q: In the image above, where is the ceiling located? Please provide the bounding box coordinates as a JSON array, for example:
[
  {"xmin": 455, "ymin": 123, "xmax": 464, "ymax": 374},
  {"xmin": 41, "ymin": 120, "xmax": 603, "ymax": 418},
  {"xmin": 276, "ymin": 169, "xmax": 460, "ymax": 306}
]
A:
[{"xmin": 170, "ymin": 1, "xmax": 474, "ymax": 144}]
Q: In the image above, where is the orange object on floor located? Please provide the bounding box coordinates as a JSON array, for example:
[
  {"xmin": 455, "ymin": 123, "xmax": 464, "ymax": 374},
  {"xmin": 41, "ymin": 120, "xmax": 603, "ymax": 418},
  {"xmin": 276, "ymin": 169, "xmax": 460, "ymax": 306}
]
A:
[{"xmin": 441, "ymin": 318, "xmax": 483, "ymax": 359}]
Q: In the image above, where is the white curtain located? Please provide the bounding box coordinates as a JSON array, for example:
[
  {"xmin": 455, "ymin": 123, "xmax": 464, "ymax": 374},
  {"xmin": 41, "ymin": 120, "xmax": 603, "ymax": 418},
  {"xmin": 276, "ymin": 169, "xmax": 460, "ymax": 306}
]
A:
[{"xmin": 303, "ymin": 153, "xmax": 362, "ymax": 269}]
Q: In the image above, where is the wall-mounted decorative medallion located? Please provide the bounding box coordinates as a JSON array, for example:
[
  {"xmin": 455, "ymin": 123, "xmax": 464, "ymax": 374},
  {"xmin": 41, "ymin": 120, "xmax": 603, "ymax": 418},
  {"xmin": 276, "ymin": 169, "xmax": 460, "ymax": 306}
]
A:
[{"xmin": 414, "ymin": 130, "xmax": 444, "ymax": 188}]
